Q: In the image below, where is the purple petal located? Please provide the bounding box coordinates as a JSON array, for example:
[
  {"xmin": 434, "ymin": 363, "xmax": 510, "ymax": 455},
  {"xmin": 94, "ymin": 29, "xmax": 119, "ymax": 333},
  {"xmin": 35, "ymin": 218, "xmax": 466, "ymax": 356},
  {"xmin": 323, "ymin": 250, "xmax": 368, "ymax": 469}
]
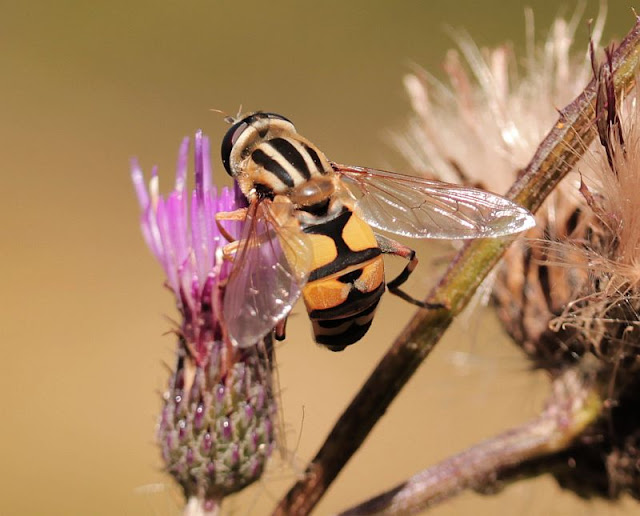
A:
[
  {"xmin": 191, "ymin": 190, "xmax": 207, "ymax": 283},
  {"xmin": 194, "ymin": 130, "xmax": 204, "ymax": 202},
  {"xmin": 175, "ymin": 137, "xmax": 189, "ymax": 193},
  {"xmin": 156, "ymin": 198, "xmax": 179, "ymax": 292},
  {"xmin": 167, "ymin": 192, "xmax": 188, "ymax": 272},
  {"xmin": 130, "ymin": 158, "xmax": 150, "ymax": 210},
  {"xmin": 131, "ymin": 131, "xmax": 241, "ymax": 306},
  {"xmin": 202, "ymin": 135, "xmax": 212, "ymax": 192},
  {"xmin": 141, "ymin": 208, "xmax": 163, "ymax": 263}
]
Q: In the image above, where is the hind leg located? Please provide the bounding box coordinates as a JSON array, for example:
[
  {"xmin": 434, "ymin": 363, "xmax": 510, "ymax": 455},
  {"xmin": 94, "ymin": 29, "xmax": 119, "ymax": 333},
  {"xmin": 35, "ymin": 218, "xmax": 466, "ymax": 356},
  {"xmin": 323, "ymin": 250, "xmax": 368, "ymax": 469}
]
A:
[{"xmin": 375, "ymin": 233, "xmax": 443, "ymax": 309}]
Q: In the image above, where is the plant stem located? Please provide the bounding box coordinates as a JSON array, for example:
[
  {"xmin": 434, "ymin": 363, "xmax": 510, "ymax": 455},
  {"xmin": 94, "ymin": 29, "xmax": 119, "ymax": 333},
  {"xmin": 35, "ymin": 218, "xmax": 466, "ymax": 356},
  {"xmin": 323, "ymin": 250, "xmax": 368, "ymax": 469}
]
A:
[
  {"xmin": 184, "ymin": 497, "xmax": 220, "ymax": 516},
  {"xmin": 273, "ymin": 16, "xmax": 640, "ymax": 516},
  {"xmin": 338, "ymin": 361, "xmax": 602, "ymax": 515}
]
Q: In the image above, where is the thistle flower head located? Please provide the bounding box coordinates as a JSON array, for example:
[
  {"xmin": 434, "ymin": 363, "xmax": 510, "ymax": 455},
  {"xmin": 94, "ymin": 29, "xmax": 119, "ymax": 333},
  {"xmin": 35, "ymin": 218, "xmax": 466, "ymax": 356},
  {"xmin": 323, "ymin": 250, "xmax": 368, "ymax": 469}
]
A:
[
  {"xmin": 132, "ymin": 132, "xmax": 276, "ymax": 509},
  {"xmin": 131, "ymin": 132, "xmax": 243, "ymax": 364}
]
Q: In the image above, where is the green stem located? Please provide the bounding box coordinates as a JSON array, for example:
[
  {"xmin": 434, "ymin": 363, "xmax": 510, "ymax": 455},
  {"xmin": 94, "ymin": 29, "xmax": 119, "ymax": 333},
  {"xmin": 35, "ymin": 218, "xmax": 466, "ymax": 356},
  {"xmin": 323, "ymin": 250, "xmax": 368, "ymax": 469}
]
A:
[{"xmin": 273, "ymin": 16, "xmax": 640, "ymax": 516}]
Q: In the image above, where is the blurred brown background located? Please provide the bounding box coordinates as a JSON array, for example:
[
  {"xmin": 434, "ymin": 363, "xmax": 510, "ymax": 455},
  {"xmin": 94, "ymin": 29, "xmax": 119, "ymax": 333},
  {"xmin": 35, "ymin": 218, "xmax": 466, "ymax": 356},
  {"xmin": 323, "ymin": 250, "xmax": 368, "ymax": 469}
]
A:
[{"xmin": 2, "ymin": 1, "xmax": 638, "ymax": 514}]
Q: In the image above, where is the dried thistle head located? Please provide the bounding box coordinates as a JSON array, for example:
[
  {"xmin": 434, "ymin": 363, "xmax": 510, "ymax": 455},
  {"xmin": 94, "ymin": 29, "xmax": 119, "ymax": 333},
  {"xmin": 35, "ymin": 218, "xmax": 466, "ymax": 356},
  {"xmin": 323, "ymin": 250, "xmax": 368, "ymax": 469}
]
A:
[
  {"xmin": 395, "ymin": 6, "xmax": 603, "ymax": 192},
  {"xmin": 399, "ymin": 5, "xmax": 640, "ymax": 499},
  {"xmin": 396, "ymin": 7, "xmax": 604, "ymax": 368},
  {"xmin": 548, "ymin": 50, "xmax": 640, "ymax": 376},
  {"xmin": 496, "ymin": 38, "xmax": 640, "ymax": 504}
]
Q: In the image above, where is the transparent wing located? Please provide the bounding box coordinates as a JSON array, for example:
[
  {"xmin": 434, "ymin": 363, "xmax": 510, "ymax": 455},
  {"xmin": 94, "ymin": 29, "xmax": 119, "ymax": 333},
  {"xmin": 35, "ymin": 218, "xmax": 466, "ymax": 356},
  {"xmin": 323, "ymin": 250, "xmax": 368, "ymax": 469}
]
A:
[
  {"xmin": 334, "ymin": 163, "xmax": 535, "ymax": 239},
  {"xmin": 223, "ymin": 198, "xmax": 313, "ymax": 348}
]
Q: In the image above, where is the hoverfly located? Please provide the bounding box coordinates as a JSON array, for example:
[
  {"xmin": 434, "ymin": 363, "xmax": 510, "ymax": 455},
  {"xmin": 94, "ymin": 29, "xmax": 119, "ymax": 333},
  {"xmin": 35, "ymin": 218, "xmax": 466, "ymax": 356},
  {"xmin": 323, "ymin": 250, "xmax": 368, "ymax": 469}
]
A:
[{"xmin": 217, "ymin": 112, "xmax": 534, "ymax": 351}]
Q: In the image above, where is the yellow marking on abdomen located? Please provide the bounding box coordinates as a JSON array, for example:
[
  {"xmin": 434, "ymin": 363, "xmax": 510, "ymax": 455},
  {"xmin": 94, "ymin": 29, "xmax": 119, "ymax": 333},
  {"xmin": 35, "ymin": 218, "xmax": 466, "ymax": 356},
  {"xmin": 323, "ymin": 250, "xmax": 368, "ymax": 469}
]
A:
[
  {"xmin": 302, "ymin": 277, "xmax": 350, "ymax": 311},
  {"xmin": 307, "ymin": 233, "xmax": 338, "ymax": 270},
  {"xmin": 354, "ymin": 256, "xmax": 384, "ymax": 293},
  {"xmin": 342, "ymin": 213, "xmax": 378, "ymax": 252}
]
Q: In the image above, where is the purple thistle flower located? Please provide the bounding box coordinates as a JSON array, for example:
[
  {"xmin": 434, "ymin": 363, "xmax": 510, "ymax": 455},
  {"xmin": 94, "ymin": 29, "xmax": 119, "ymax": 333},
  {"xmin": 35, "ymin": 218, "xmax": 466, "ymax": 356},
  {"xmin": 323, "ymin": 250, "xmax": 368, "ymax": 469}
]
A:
[
  {"xmin": 131, "ymin": 131, "xmax": 239, "ymax": 364},
  {"xmin": 131, "ymin": 131, "xmax": 276, "ymax": 512}
]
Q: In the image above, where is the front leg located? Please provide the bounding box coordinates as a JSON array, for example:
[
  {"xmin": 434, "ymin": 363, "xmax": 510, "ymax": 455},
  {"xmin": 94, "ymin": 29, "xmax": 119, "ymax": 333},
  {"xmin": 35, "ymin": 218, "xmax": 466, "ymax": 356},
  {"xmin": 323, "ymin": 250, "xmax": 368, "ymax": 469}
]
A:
[
  {"xmin": 219, "ymin": 240, "xmax": 239, "ymax": 262},
  {"xmin": 375, "ymin": 233, "xmax": 443, "ymax": 309},
  {"xmin": 215, "ymin": 208, "xmax": 248, "ymax": 243},
  {"xmin": 275, "ymin": 318, "xmax": 287, "ymax": 341}
]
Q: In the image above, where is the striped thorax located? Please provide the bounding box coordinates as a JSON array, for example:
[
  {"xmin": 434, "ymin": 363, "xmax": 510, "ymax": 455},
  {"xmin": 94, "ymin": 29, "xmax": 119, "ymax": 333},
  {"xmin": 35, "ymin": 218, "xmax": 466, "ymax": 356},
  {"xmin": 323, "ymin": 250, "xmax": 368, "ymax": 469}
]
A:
[{"xmin": 222, "ymin": 113, "xmax": 332, "ymax": 201}]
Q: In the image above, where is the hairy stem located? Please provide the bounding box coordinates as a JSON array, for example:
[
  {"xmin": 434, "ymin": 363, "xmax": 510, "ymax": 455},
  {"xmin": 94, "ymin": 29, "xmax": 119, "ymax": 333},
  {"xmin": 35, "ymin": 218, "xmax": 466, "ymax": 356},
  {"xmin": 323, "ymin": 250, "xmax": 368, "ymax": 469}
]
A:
[
  {"xmin": 273, "ymin": 16, "xmax": 640, "ymax": 516},
  {"xmin": 338, "ymin": 361, "xmax": 602, "ymax": 515}
]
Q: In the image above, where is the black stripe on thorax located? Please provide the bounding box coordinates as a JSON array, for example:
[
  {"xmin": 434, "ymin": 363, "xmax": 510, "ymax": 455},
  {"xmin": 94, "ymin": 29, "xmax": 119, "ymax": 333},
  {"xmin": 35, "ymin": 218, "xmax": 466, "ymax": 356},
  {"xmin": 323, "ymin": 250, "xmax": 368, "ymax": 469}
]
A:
[
  {"xmin": 269, "ymin": 138, "xmax": 311, "ymax": 179},
  {"xmin": 304, "ymin": 209, "xmax": 381, "ymax": 281},
  {"xmin": 303, "ymin": 143, "xmax": 328, "ymax": 174},
  {"xmin": 251, "ymin": 148, "xmax": 294, "ymax": 187}
]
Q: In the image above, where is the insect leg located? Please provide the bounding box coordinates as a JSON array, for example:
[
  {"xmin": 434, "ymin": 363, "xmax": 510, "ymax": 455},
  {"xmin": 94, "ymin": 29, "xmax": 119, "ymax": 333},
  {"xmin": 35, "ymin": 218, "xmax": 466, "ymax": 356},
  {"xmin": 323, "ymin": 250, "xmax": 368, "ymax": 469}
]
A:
[
  {"xmin": 375, "ymin": 233, "xmax": 443, "ymax": 309},
  {"xmin": 275, "ymin": 318, "xmax": 287, "ymax": 341},
  {"xmin": 215, "ymin": 208, "xmax": 248, "ymax": 243},
  {"xmin": 220, "ymin": 240, "xmax": 239, "ymax": 262}
]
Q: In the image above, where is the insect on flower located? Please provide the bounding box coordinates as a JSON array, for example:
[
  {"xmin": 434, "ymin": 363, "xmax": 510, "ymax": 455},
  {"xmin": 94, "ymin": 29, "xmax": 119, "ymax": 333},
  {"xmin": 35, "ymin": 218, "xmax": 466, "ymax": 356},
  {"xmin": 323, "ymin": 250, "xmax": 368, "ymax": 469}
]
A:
[
  {"xmin": 218, "ymin": 112, "xmax": 536, "ymax": 351},
  {"xmin": 131, "ymin": 132, "xmax": 279, "ymax": 507}
]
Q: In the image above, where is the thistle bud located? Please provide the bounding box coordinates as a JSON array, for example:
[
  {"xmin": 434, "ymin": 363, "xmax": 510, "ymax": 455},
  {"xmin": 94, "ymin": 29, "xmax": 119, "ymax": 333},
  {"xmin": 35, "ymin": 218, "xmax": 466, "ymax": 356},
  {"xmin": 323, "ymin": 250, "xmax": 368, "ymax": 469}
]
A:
[{"xmin": 159, "ymin": 338, "xmax": 276, "ymax": 503}]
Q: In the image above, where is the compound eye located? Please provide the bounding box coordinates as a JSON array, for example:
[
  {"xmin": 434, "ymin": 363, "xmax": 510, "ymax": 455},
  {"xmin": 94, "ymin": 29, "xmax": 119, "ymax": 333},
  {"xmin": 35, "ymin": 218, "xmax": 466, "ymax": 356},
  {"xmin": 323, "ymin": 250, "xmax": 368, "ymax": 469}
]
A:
[{"xmin": 221, "ymin": 120, "xmax": 249, "ymax": 176}]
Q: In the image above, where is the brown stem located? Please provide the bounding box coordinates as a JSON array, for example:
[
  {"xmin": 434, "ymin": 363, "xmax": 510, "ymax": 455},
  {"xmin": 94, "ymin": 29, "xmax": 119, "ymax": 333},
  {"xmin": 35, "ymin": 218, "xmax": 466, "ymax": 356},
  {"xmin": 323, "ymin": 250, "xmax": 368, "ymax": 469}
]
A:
[
  {"xmin": 338, "ymin": 361, "xmax": 603, "ymax": 515},
  {"xmin": 273, "ymin": 16, "xmax": 640, "ymax": 516}
]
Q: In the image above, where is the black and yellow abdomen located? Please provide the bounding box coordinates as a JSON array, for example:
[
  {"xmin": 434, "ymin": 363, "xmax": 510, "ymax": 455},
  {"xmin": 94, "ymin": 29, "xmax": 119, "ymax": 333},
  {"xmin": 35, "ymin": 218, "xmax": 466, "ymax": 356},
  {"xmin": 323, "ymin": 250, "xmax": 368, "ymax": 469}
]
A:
[{"xmin": 301, "ymin": 209, "xmax": 384, "ymax": 351}]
